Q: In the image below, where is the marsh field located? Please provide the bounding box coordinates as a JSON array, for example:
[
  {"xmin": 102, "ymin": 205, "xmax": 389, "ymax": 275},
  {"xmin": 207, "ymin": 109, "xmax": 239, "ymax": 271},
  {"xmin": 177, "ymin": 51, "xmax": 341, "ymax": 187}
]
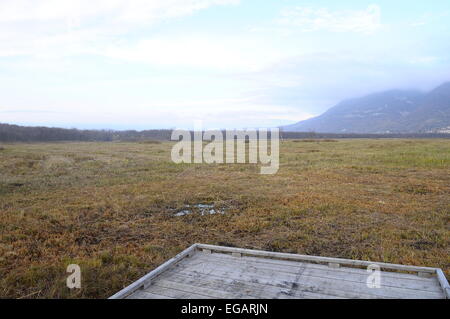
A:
[{"xmin": 0, "ymin": 139, "xmax": 449, "ymax": 298}]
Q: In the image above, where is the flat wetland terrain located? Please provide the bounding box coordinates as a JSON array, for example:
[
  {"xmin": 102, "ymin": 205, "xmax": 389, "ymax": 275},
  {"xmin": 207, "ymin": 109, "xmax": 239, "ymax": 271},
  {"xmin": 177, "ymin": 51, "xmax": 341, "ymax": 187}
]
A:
[{"xmin": 0, "ymin": 139, "xmax": 449, "ymax": 298}]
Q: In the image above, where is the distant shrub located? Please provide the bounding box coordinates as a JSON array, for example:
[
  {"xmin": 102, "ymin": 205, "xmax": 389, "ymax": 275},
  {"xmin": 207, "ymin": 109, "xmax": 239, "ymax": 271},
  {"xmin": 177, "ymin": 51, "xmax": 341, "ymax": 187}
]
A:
[
  {"xmin": 138, "ymin": 140, "xmax": 162, "ymax": 144},
  {"xmin": 292, "ymin": 139, "xmax": 338, "ymax": 143},
  {"xmin": 0, "ymin": 146, "xmax": 5, "ymax": 151}
]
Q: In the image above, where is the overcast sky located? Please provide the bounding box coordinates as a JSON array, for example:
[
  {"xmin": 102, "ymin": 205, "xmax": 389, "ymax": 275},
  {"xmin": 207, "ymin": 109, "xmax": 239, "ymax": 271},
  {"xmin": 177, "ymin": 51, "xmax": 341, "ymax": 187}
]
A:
[{"xmin": 1, "ymin": 0, "xmax": 449, "ymax": 130}]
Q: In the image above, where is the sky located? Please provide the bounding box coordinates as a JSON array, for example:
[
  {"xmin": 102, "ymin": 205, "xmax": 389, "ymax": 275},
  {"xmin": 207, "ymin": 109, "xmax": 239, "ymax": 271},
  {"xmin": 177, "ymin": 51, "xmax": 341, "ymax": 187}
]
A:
[{"xmin": 0, "ymin": 0, "xmax": 449, "ymax": 130}]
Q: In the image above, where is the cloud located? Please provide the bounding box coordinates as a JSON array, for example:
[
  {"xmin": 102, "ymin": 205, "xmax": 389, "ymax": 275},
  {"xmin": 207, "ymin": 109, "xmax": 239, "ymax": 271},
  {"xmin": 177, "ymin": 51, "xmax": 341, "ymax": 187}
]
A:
[
  {"xmin": 0, "ymin": 0, "xmax": 240, "ymax": 23},
  {"xmin": 100, "ymin": 35, "xmax": 283, "ymax": 72},
  {"xmin": 277, "ymin": 4, "xmax": 382, "ymax": 34},
  {"xmin": 0, "ymin": 97, "xmax": 314, "ymax": 129},
  {"xmin": 1, "ymin": 1, "xmax": 449, "ymax": 130},
  {"xmin": 0, "ymin": 0, "xmax": 240, "ymax": 58},
  {"xmin": 408, "ymin": 56, "xmax": 439, "ymax": 65},
  {"xmin": 241, "ymin": 51, "xmax": 450, "ymax": 118},
  {"xmin": 410, "ymin": 21, "xmax": 426, "ymax": 27},
  {"xmin": 0, "ymin": 0, "xmax": 279, "ymax": 72}
]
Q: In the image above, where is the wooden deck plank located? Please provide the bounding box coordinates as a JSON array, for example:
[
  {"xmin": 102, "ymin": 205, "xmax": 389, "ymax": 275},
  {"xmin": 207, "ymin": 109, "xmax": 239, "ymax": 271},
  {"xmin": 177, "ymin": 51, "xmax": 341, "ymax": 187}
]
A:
[
  {"xmin": 169, "ymin": 254, "xmax": 444, "ymax": 299},
  {"xmin": 203, "ymin": 251, "xmax": 436, "ymax": 282},
  {"xmin": 127, "ymin": 290, "xmax": 174, "ymax": 299},
  {"xmin": 144, "ymin": 285, "xmax": 213, "ymax": 299},
  {"xmin": 197, "ymin": 244, "xmax": 438, "ymax": 274},
  {"xmin": 148, "ymin": 279, "xmax": 257, "ymax": 299},
  {"xmin": 165, "ymin": 266, "xmax": 391, "ymax": 299},
  {"xmin": 193, "ymin": 252, "xmax": 442, "ymax": 293},
  {"xmin": 160, "ymin": 270, "xmax": 348, "ymax": 299}
]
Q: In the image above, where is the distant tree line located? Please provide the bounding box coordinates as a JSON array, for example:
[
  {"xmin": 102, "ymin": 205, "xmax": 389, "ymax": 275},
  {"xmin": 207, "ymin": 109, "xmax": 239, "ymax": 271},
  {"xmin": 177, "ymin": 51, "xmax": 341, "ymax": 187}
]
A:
[
  {"xmin": 0, "ymin": 123, "xmax": 172, "ymax": 142},
  {"xmin": 0, "ymin": 123, "xmax": 448, "ymax": 142}
]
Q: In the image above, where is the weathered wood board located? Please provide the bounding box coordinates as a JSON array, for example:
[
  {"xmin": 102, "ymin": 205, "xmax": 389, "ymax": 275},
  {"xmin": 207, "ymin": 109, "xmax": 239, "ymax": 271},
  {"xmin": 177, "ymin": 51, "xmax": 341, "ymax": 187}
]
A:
[{"xmin": 110, "ymin": 244, "xmax": 449, "ymax": 299}]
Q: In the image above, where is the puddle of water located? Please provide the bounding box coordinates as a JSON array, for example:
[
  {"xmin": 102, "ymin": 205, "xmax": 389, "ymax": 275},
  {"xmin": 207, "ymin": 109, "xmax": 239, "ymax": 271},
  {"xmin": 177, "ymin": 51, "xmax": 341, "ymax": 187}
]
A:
[
  {"xmin": 174, "ymin": 210, "xmax": 191, "ymax": 216},
  {"xmin": 175, "ymin": 203, "xmax": 226, "ymax": 216}
]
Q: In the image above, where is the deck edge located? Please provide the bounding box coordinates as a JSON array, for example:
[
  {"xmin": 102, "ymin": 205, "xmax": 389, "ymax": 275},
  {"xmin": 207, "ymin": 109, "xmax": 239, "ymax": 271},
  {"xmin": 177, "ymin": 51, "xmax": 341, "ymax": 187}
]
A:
[
  {"xmin": 436, "ymin": 269, "xmax": 450, "ymax": 299},
  {"xmin": 109, "ymin": 243, "xmax": 198, "ymax": 299},
  {"xmin": 196, "ymin": 244, "xmax": 439, "ymax": 274}
]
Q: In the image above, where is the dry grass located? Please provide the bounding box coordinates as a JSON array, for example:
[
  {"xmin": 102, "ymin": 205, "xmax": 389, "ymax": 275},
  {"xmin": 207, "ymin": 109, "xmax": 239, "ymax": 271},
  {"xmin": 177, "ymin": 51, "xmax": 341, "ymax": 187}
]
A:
[
  {"xmin": 138, "ymin": 140, "xmax": 162, "ymax": 144},
  {"xmin": 292, "ymin": 139, "xmax": 338, "ymax": 143},
  {"xmin": 0, "ymin": 139, "xmax": 449, "ymax": 298}
]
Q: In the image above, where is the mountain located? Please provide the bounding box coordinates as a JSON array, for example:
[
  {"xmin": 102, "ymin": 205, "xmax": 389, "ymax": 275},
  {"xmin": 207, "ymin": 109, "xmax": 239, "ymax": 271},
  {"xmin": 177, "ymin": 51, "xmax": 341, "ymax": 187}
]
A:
[{"xmin": 283, "ymin": 82, "xmax": 450, "ymax": 133}]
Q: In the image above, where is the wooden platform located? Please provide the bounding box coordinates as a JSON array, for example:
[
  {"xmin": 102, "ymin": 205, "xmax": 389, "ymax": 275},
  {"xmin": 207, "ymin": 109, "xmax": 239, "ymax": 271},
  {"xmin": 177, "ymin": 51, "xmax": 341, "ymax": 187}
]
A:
[{"xmin": 110, "ymin": 244, "xmax": 450, "ymax": 299}]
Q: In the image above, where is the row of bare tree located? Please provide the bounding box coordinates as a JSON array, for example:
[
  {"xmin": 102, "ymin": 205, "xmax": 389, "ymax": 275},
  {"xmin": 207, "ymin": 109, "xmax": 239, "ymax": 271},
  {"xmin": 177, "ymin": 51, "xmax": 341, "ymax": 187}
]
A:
[{"xmin": 0, "ymin": 123, "xmax": 448, "ymax": 142}]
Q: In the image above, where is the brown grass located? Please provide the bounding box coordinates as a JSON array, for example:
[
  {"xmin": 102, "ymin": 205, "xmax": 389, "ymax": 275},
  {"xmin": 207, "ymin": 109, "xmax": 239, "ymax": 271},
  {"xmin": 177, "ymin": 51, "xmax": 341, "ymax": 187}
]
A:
[
  {"xmin": 137, "ymin": 140, "xmax": 162, "ymax": 144},
  {"xmin": 292, "ymin": 139, "xmax": 338, "ymax": 143},
  {"xmin": 0, "ymin": 139, "xmax": 449, "ymax": 298}
]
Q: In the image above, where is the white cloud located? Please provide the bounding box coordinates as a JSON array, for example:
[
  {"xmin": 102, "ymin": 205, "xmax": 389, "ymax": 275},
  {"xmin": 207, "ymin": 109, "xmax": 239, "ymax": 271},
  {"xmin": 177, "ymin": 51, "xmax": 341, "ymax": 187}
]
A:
[
  {"xmin": 116, "ymin": 0, "xmax": 240, "ymax": 24},
  {"xmin": 410, "ymin": 21, "xmax": 426, "ymax": 27},
  {"xmin": 0, "ymin": 97, "xmax": 314, "ymax": 129},
  {"xmin": 0, "ymin": 0, "xmax": 281, "ymax": 73},
  {"xmin": 408, "ymin": 56, "xmax": 439, "ymax": 65},
  {"xmin": 278, "ymin": 4, "xmax": 382, "ymax": 34},
  {"xmin": 0, "ymin": 0, "xmax": 240, "ymax": 23},
  {"xmin": 0, "ymin": 0, "xmax": 241, "ymax": 60},
  {"xmin": 100, "ymin": 35, "xmax": 282, "ymax": 71}
]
